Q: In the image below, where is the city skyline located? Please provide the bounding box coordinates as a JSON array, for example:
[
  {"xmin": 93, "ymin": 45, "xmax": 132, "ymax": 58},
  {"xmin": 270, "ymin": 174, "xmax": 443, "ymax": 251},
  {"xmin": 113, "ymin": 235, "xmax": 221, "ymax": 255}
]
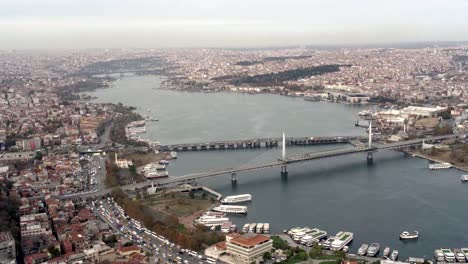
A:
[{"xmin": 1, "ymin": 0, "xmax": 468, "ymax": 49}]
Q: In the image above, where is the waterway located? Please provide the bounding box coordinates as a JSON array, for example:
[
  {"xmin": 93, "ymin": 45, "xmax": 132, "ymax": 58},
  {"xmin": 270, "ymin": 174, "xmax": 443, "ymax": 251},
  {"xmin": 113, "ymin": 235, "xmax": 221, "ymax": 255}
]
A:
[{"xmin": 86, "ymin": 75, "xmax": 468, "ymax": 259}]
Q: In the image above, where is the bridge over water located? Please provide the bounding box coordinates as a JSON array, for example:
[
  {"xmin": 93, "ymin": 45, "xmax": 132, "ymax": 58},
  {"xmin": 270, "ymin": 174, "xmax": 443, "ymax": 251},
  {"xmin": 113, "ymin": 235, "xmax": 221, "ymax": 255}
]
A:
[{"xmin": 60, "ymin": 131, "xmax": 463, "ymax": 200}]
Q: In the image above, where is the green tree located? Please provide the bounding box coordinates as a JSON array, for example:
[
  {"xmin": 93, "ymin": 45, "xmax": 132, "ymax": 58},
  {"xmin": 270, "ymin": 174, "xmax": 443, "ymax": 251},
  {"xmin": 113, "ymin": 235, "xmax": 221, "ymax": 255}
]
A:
[
  {"xmin": 128, "ymin": 164, "xmax": 137, "ymax": 175},
  {"xmin": 309, "ymin": 244, "xmax": 323, "ymax": 258},
  {"xmin": 35, "ymin": 151, "xmax": 43, "ymax": 160},
  {"xmin": 263, "ymin": 251, "xmax": 272, "ymax": 260}
]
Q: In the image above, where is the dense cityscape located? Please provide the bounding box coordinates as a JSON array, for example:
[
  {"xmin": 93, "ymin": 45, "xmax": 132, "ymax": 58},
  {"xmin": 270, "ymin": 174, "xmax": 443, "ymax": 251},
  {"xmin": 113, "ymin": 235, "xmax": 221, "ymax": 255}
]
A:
[{"xmin": 0, "ymin": 44, "xmax": 467, "ymax": 264}]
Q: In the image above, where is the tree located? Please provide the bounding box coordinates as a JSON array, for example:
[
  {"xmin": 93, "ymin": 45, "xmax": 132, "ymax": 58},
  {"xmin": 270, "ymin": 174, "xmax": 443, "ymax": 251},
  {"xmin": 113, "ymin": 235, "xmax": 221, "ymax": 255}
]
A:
[
  {"xmin": 263, "ymin": 251, "xmax": 272, "ymax": 260},
  {"xmin": 35, "ymin": 151, "xmax": 43, "ymax": 161},
  {"xmin": 128, "ymin": 164, "xmax": 137, "ymax": 175},
  {"xmin": 309, "ymin": 244, "xmax": 323, "ymax": 258},
  {"xmin": 48, "ymin": 246, "xmax": 61, "ymax": 258}
]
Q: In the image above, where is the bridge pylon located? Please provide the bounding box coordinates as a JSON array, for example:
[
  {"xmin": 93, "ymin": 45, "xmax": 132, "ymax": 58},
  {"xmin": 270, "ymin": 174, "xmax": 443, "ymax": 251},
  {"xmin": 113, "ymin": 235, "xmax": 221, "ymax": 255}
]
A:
[
  {"xmin": 231, "ymin": 172, "xmax": 237, "ymax": 183},
  {"xmin": 281, "ymin": 165, "xmax": 288, "ymax": 177}
]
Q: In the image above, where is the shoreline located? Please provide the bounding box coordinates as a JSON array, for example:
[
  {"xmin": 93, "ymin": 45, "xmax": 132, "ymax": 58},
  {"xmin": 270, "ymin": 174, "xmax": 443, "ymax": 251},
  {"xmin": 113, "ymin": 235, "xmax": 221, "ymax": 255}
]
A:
[{"xmin": 401, "ymin": 149, "xmax": 468, "ymax": 173}]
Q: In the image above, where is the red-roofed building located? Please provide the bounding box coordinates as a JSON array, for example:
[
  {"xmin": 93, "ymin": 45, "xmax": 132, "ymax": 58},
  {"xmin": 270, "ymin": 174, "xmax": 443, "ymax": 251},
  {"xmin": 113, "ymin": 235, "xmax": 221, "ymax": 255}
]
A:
[
  {"xmin": 24, "ymin": 252, "xmax": 49, "ymax": 264},
  {"xmin": 226, "ymin": 233, "xmax": 272, "ymax": 264}
]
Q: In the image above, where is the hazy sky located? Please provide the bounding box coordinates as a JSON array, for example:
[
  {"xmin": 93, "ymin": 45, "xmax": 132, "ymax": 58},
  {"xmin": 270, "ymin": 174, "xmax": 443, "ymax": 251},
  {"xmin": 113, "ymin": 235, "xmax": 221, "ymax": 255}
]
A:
[{"xmin": 0, "ymin": 0, "xmax": 467, "ymax": 49}]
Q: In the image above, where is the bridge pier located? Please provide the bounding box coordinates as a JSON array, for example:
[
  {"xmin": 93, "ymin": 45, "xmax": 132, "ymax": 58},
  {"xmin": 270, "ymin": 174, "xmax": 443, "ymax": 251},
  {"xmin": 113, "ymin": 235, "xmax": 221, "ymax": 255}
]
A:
[
  {"xmin": 367, "ymin": 151, "xmax": 373, "ymax": 164},
  {"xmin": 231, "ymin": 173, "xmax": 237, "ymax": 183},
  {"xmin": 281, "ymin": 165, "xmax": 288, "ymax": 177}
]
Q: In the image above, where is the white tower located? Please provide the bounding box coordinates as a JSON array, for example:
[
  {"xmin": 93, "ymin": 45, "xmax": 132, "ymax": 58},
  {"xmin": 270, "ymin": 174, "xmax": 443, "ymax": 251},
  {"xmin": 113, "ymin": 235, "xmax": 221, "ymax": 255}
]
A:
[
  {"xmin": 282, "ymin": 132, "xmax": 286, "ymax": 161},
  {"xmin": 368, "ymin": 122, "xmax": 372, "ymax": 148}
]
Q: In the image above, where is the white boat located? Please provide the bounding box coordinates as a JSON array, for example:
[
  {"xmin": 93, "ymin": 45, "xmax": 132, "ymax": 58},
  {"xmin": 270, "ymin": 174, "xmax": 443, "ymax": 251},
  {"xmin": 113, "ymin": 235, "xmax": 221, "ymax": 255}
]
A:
[
  {"xmin": 320, "ymin": 232, "xmax": 342, "ymax": 249},
  {"xmin": 461, "ymin": 175, "xmax": 468, "ymax": 182},
  {"xmin": 159, "ymin": 160, "xmax": 169, "ymax": 165},
  {"xmin": 288, "ymin": 227, "xmax": 309, "ymax": 236},
  {"xmin": 249, "ymin": 223, "xmax": 257, "ymax": 233},
  {"xmin": 256, "ymin": 223, "xmax": 264, "ymax": 234},
  {"xmin": 461, "ymin": 248, "xmax": 468, "ymax": 260},
  {"xmin": 292, "ymin": 227, "xmax": 314, "ymax": 241},
  {"xmin": 242, "ymin": 223, "xmax": 250, "ymax": 233},
  {"xmin": 367, "ymin": 243, "xmax": 380, "ymax": 257},
  {"xmin": 343, "ymin": 246, "xmax": 349, "ymax": 253},
  {"xmin": 301, "ymin": 229, "xmax": 327, "ymax": 246},
  {"xmin": 195, "ymin": 216, "xmax": 230, "ymax": 227},
  {"xmin": 203, "ymin": 211, "xmax": 226, "ymax": 218},
  {"xmin": 212, "ymin": 205, "xmax": 248, "ymax": 214},
  {"xmin": 383, "ymin": 247, "xmax": 391, "ymax": 259},
  {"xmin": 390, "ymin": 250, "xmax": 399, "ymax": 261},
  {"xmin": 400, "ymin": 230, "xmax": 419, "ymax": 240},
  {"xmin": 434, "ymin": 249, "xmax": 445, "ymax": 262},
  {"xmin": 221, "ymin": 194, "xmax": 252, "ymax": 204},
  {"xmin": 170, "ymin": 151, "xmax": 177, "ymax": 159},
  {"xmin": 357, "ymin": 244, "xmax": 369, "ymax": 256},
  {"xmin": 442, "ymin": 248, "xmax": 456, "ymax": 262},
  {"xmin": 330, "ymin": 231, "xmax": 353, "ymax": 251},
  {"xmin": 429, "ymin": 162, "xmax": 452, "ymax": 170},
  {"xmin": 221, "ymin": 222, "xmax": 232, "ymax": 233},
  {"xmin": 454, "ymin": 249, "xmax": 466, "ymax": 262},
  {"xmin": 263, "ymin": 223, "xmax": 270, "ymax": 234}
]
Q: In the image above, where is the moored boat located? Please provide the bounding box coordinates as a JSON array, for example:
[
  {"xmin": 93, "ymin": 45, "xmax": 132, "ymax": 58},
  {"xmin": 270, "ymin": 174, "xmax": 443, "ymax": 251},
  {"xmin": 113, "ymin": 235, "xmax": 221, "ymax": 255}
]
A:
[
  {"xmin": 221, "ymin": 194, "xmax": 252, "ymax": 204},
  {"xmin": 367, "ymin": 243, "xmax": 381, "ymax": 257},
  {"xmin": 442, "ymin": 248, "xmax": 456, "ymax": 262},
  {"xmin": 454, "ymin": 249, "xmax": 466, "ymax": 262},
  {"xmin": 330, "ymin": 231, "xmax": 353, "ymax": 251},
  {"xmin": 383, "ymin": 247, "xmax": 391, "ymax": 259},
  {"xmin": 434, "ymin": 249, "xmax": 445, "ymax": 262},
  {"xmin": 358, "ymin": 244, "xmax": 369, "ymax": 256},
  {"xmin": 242, "ymin": 223, "xmax": 250, "ymax": 233},
  {"xmin": 390, "ymin": 250, "xmax": 399, "ymax": 261}
]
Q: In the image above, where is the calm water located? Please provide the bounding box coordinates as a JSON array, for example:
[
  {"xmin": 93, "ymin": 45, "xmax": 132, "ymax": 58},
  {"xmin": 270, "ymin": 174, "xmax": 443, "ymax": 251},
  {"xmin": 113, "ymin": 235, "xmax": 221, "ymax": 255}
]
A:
[{"xmin": 86, "ymin": 75, "xmax": 468, "ymax": 259}]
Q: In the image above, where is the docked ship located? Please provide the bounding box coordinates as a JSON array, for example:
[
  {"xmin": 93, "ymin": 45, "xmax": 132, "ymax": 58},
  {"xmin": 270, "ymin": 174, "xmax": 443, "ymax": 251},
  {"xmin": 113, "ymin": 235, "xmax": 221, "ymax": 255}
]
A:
[
  {"xmin": 292, "ymin": 227, "xmax": 315, "ymax": 242},
  {"xmin": 434, "ymin": 250, "xmax": 445, "ymax": 262},
  {"xmin": 248, "ymin": 223, "xmax": 257, "ymax": 233},
  {"xmin": 300, "ymin": 229, "xmax": 327, "ymax": 246},
  {"xmin": 212, "ymin": 205, "xmax": 248, "ymax": 214},
  {"xmin": 242, "ymin": 223, "xmax": 250, "ymax": 233},
  {"xmin": 159, "ymin": 160, "xmax": 170, "ymax": 165},
  {"xmin": 170, "ymin": 151, "xmax": 177, "ymax": 159},
  {"xmin": 390, "ymin": 250, "xmax": 399, "ymax": 261},
  {"xmin": 221, "ymin": 194, "xmax": 252, "ymax": 204},
  {"xmin": 441, "ymin": 248, "xmax": 456, "ymax": 262},
  {"xmin": 367, "ymin": 243, "xmax": 381, "ymax": 257},
  {"xmin": 357, "ymin": 244, "xmax": 369, "ymax": 256},
  {"xmin": 263, "ymin": 223, "xmax": 270, "ymax": 234},
  {"xmin": 400, "ymin": 230, "xmax": 418, "ymax": 240},
  {"xmin": 461, "ymin": 248, "xmax": 468, "ymax": 260},
  {"xmin": 429, "ymin": 162, "xmax": 452, "ymax": 170},
  {"xmin": 330, "ymin": 231, "xmax": 353, "ymax": 251},
  {"xmin": 195, "ymin": 215, "xmax": 230, "ymax": 227},
  {"xmin": 383, "ymin": 247, "xmax": 391, "ymax": 259},
  {"xmin": 454, "ymin": 249, "xmax": 466, "ymax": 262},
  {"xmin": 256, "ymin": 223, "xmax": 264, "ymax": 234}
]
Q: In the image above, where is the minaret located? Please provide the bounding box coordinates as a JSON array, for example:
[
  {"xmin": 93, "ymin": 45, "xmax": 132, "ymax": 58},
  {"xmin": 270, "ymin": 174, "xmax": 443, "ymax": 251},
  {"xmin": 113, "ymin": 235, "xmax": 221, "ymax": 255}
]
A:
[{"xmin": 368, "ymin": 122, "xmax": 372, "ymax": 148}]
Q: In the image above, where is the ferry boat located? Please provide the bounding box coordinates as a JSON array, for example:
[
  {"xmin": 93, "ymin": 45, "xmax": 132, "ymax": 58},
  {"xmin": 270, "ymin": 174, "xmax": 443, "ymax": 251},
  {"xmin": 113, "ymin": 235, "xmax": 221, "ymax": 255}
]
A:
[
  {"xmin": 221, "ymin": 194, "xmax": 252, "ymax": 204},
  {"xmin": 383, "ymin": 247, "xmax": 391, "ymax": 259},
  {"xmin": 242, "ymin": 223, "xmax": 250, "ymax": 233},
  {"xmin": 454, "ymin": 249, "xmax": 466, "ymax": 262},
  {"xmin": 390, "ymin": 250, "xmax": 399, "ymax": 261},
  {"xmin": 203, "ymin": 211, "xmax": 226, "ymax": 218},
  {"xmin": 461, "ymin": 175, "xmax": 468, "ymax": 182},
  {"xmin": 330, "ymin": 231, "xmax": 353, "ymax": 251},
  {"xmin": 301, "ymin": 230, "xmax": 327, "ymax": 246},
  {"xmin": 367, "ymin": 243, "xmax": 381, "ymax": 257},
  {"xmin": 249, "ymin": 223, "xmax": 257, "ymax": 233},
  {"xmin": 429, "ymin": 162, "xmax": 452, "ymax": 170},
  {"xmin": 461, "ymin": 248, "xmax": 468, "ymax": 260},
  {"xmin": 292, "ymin": 227, "xmax": 314, "ymax": 242},
  {"xmin": 195, "ymin": 216, "xmax": 230, "ymax": 227},
  {"xmin": 357, "ymin": 244, "xmax": 369, "ymax": 256},
  {"xmin": 263, "ymin": 223, "xmax": 270, "ymax": 234},
  {"xmin": 288, "ymin": 227, "xmax": 309, "ymax": 236},
  {"xmin": 256, "ymin": 223, "xmax": 264, "ymax": 234},
  {"xmin": 159, "ymin": 160, "xmax": 169, "ymax": 165},
  {"xmin": 320, "ymin": 232, "xmax": 342, "ymax": 249},
  {"xmin": 400, "ymin": 230, "xmax": 419, "ymax": 240},
  {"xmin": 441, "ymin": 248, "xmax": 456, "ymax": 262},
  {"xmin": 212, "ymin": 205, "xmax": 248, "ymax": 214},
  {"xmin": 170, "ymin": 151, "xmax": 177, "ymax": 159}
]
